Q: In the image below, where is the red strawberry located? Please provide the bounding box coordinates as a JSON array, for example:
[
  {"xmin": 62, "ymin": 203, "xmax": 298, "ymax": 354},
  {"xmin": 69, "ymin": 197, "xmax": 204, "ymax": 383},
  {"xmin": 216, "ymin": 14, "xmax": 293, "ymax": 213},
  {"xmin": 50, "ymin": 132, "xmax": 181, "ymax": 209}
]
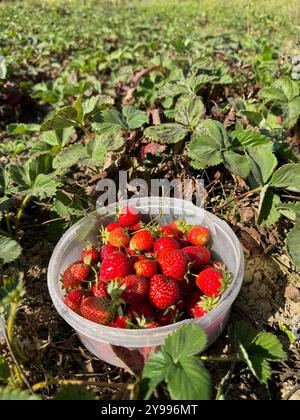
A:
[
  {"xmin": 179, "ymin": 276, "xmax": 196, "ymax": 293},
  {"xmin": 196, "ymin": 268, "xmax": 231, "ymax": 297},
  {"xmin": 182, "ymin": 246, "xmax": 211, "ymax": 272},
  {"xmin": 107, "ymin": 222, "xmax": 121, "ymax": 232},
  {"xmin": 188, "ymin": 226, "xmax": 210, "ymax": 246},
  {"xmin": 156, "ymin": 299, "xmax": 184, "ymax": 325},
  {"xmin": 130, "ymin": 222, "xmax": 143, "ymax": 232},
  {"xmin": 127, "ymin": 301, "xmax": 154, "ymax": 321},
  {"xmin": 119, "ymin": 275, "xmax": 149, "ymax": 304},
  {"xmin": 129, "ymin": 230, "xmax": 155, "ymax": 252},
  {"xmin": 70, "ymin": 262, "xmax": 91, "ymax": 282},
  {"xmin": 158, "ymin": 250, "xmax": 188, "ymax": 281},
  {"xmin": 134, "ymin": 259, "xmax": 158, "ymax": 278},
  {"xmin": 110, "ymin": 316, "xmax": 130, "ymax": 329},
  {"xmin": 160, "ymin": 225, "xmax": 179, "ymax": 238},
  {"xmin": 170, "ymin": 219, "xmax": 188, "ymax": 236},
  {"xmin": 62, "ymin": 266, "xmax": 81, "ymax": 290},
  {"xmin": 194, "ymin": 296, "xmax": 219, "ymax": 318},
  {"xmin": 277, "ymin": 115, "xmax": 283, "ymax": 125},
  {"xmin": 186, "ymin": 290, "xmax": 202, "ymax": 317},
  {"xmin": 100, "ymin": 252, "xmax": 133, "ymax": 282},
  {"xmin": 144, "ymin": 322, "xmax": 160, "ymax": 329},
  {"xmin": 80, "ymin": 296, "xmax": 115, "ymax": 325},
  {"xmin": 154, "ymin": 237, "xmax": 180, "ymax": 254},
  {"xmin": 101, "ymin": 244, "xmax": 118, "ymax": 261},
  {"xmin": 91, "ymin": 282, "xmax": 108, "ymax": 298},
  {"xmin": 118, "ymin": 206, "xmax": 141, "ymax": 227},
  {"xmin": 64, "ymin": 289, "xmax": 85, "ymax": 314},
  {"xmin": 177, "ymin": 237, "xmax": 191, "ymax": 248},
  {"xmin": 82, "ymin": 244, "xmax": 100, "ymax": 265},
  {"xmin": 149, "ymin": 274, "xmax": 180, "ymax": 310},
  {"xmin": 107, "ymin": 227, "xmax": 130, "ymax": 248}
]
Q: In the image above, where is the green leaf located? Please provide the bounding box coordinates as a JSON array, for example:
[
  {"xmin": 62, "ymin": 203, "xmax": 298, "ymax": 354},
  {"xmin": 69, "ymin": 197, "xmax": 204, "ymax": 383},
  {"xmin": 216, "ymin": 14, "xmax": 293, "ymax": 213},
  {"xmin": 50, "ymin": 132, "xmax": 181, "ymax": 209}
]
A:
[
  {"xmin": 0, "ymin": 355, "xmax": 10, "ymax": 381},
  {"xmin": 274, "ymin": 76, "xmax": 299, "ymax": 102},
  {"xmin": 174, "ymin": 95, "xmax": 205, "ymax": 129},
  {"xmin": 81, "ymin": 137, "xmax": 108, "ymax": 167},
  {"xmin": 246, "ymin": 147, "xmax": 278, "ymax": 185},
  {"xmin": 25, "ymin": 174, "xmax": 60, "ymax": 199},
  {"xmin": 97, "ymin": 131, "xmax": 125, "ymax": 151},
  {"xmin": 163, "ymin": 324, "xmax": 207, "ymax": 361},
  {"xmin": 167, "ymin": 356, "xmax": 211, "ymax": 400},
  {"xmin": 53, "ymin": 191, "xmax": 84, "ymax": 218},
  {"xmin": 144, "ymin": 123, "xmax": 189, "ymax": 144},
  {"xmin": 257, "ymin": 188, "xmax": 281, "ymax": 227},
  {"xmin": 286, "ymin": 224, "xmax": 300, "ymax": 268},
  {"xmin": 53, "ymin": 144, "xmax": 87, "ymax": 170},
  {"xmin": 0, "ymin": 56, "xmax": 7, "ymax": 79},
  {"xmin": 270, "ymin": 163, "xmax": 300, "ymax": 193},
  {"xmin": 287, "ymin": 97, "xmax": 300, "ymax": 128},
  {"xmin": 41, "ymin": 107, "xmax": 78, "ymax": 131},
  {"xmin": 235, "ymin": 129, "xmax": 273, "ymax": 149},
  {"xmin": 0, "ymin": 165, "xmax": 10, "ymax": 195},
  {"xmin": 238, "ymin": 344, "xmax": 271, "ymax": 384},
  {"xmin": 277, "ymin": 202, "xmax": 300, "ymax": 222},
  {"xmin": 252, "ymin": 332, "xmax": 287, "ymax": 361},
  {"xmin": 0, "ymin": 387, "xmax": 41, "ymax": 400},
  {"xmin": 259, "ymin": 87, "xmax": 287, "ymax": 103},
  {"xmin": 140, "ymin": 351, "xmax": 171, "ymax": 400},
  {"xmin": 122, "ymin": 105, "xmax": 149, "ymax": 129},
  {"xmin": 0, "ymin": 235, "xmax": 22, "ymax": 264},
  {"xmin": 7, "ymin": 123, "xmax": 40, "ymax": 135},
  {"xmin": 55, "ymin": 385, "xmax": 97, "ymax": 400},
  {"xmin": 0, "ymin": 274, "xmax": 25, "ymax": 308},
  {"xmin": 73, "ymin": 96, "xmax": 84, "ymax": 126},
  {"xmin": 35, "ymin": 128, "xmax": 73, "ymax": 153},
  {"xmin": 92, "ymin": 108, "xmax": 124, "ymax": 134},
  {"xmin": 223, "ymin": 150, "xmax": 251, "ymax": 179}
]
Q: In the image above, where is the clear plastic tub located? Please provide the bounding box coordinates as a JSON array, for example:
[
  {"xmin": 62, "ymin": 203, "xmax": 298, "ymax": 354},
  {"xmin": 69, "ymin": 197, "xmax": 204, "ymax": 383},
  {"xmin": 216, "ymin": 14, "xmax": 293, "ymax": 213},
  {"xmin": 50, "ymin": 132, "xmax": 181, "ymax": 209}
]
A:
[{"xmin": 48, "ymin": 197, "xmax": 244, "ymax": 369}]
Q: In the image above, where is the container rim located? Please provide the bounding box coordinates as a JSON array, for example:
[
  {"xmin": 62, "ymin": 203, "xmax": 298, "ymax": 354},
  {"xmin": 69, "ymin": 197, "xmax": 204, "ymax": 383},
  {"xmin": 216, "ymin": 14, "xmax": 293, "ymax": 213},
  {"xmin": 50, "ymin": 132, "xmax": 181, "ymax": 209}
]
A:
[{"xmin": 47, "ymin": 198, "xmax": 244, "ymax": 347}]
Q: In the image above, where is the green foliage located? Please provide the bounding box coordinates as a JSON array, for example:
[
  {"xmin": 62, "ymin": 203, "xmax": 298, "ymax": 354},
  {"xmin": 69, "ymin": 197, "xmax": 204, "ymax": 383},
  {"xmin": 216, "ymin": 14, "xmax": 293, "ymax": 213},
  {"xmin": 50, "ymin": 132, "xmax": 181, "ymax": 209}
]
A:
[
  {"xmin": 55, "ymin": 385, "xmax": 97, "ymax": 400},
  {"xmin": 0, "ymin": 387, "xmax": 41, "ymax": 400},
  {"xmin": 0, "ymin": 236, "xmax": 22, "ymax": 265}
]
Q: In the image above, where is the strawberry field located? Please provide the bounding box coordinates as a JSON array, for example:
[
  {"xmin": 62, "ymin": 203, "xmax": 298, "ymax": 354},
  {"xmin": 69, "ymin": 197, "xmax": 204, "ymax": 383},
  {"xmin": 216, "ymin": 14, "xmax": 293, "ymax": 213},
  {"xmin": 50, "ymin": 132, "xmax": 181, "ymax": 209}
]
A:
[{"xmin": 0, "ymin": 0, "xmax": 300, "ymax": 401}]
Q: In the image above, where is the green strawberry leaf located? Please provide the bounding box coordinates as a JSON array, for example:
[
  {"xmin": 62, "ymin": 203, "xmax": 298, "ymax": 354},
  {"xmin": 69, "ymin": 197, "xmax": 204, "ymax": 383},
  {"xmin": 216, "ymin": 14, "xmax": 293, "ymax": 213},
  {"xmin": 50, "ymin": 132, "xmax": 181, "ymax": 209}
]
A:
[
  {"xmin": 286, "ymin": 224, "xmax": 300, "ymax": 269},
  {"xmin": 144, "ymin": 123, "xmax": 189, "ymax": 144},
  {"xmin": 174, "ymin": 95, "xmax": 205, "ymax": 129},
  {"xmin": 139, "ymin": 351, "xmax": 171, "ymax": 400},
  {"xmin": 53, "ymin": 191, "xmax": 85, "ymax": 218},
  {"xmin": 257, "ymin": 188, "xmax": 281, "ymax": 227},
  {"xmin": 53, "ymin": 144, "xmax": 87, "ymax": 170},
  {"xmin": 234, "ymin": 129, "xmax": 273, "ymax": 149},
  {"xmin": 41, "ymin": 106, "xmax": 79, "ymax": 131},
  {"xmin": 270, "ymin": 163, "xmax": 300, "ymax": 193},
  {"xmin": 0, "ymin": 235, "xmax": 22, "ymax": 264},
  {"xmin": 7, "ymin": 123, "xmax": 40, "ymax": 135},
  {"xmin": 223, "ymin": 150, "xmax": 251, "ymax": 179},
  {"xmin": 92, "ymin": 108, "xmax": 125, "ymax": 135},
  {"xmin": 246, "ymin": 147, "xmax": 278, "ymax": 186},
  {"xmin": 23, "ymin": 174, "xmax": 60, "ymax": 199},
  {"xmin": 277, "ymin": 202, "xmax": 300, "ymax": 222},
  {"xmin": 122, "ymin": 105, "xmax": 149, "ymax": 129},
  {"xmin": 97, "ymin": 131, "xmax": 125, "ymax": 151},
  {"xmin": 0, "ymin": 387, "xmax": 41, "ymax": 400},
  {"xmin": 0, "ymin": 355, "xmax": 9, "ymax": 382},
  {"xmin": 55, "ymin": 385, "xmax": 97, "ymax": 400},
  {"xmin": 81, "ymin": 136, "xmax": 108, "ymax": 167}
]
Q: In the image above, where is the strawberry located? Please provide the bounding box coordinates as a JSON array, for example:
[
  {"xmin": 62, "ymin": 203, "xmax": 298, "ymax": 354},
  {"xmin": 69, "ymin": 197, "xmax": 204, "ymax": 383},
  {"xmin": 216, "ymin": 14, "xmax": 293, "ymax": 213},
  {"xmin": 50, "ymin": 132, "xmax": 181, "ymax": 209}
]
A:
[
  {"xmin": 144, "ymin": 322, "xmax": 160, "ymax": 329},
  {"xmin": 127, "ymin": 301, "xmax": 154, "ymax": 321},
  {"xmin": 80, "ymin": 296, "xmax": 115, "ymax": 325},
  {"xmin": 62, "ymin": 266, "xmax": 81, "ymax": 290},
  {"xmin": 64, "ymin": 289, "xmax": 85, "ymax": 314},
  {"xmin": 101, "ymin": 244, "xmax": 117, "ymax": 260},
  {"xmin": 154, "ymin": 236, "xmax": 180, "ymax": 254},
  {"xmin": 158, "ymin": 250, "xmax": 187, "ymax": 281},
  {"xmin": 169, "ymin": 218, "xmax": 188, "ymax": 236},
  {"xmin": 118, "ymin": 205, "xmax": 141, "ymax": 227},
  {"xmin": 177, "ymin": 237, "xmax": 191, "ymax": 248},
  {"xmin": 129, "ymin": 230, "xmax": 155, "ymax": 252},
  {"xmin": 130, "ymin": 222, "xmax": 143, "ymax": 232},
  {"xmin": 82, "ymin": 244, "xmax": 100, "ymax": 265},
  {"xmin": 104, "ymin": 226, "xmax": 130, "ymax": 248},
  {"xmin": 156, "ymin": 299, "xmax": 184, "ymax": 325},
  {"xmin": 196, "ymin": 268, "xmax": 231, "ymax": 297},
  {"xmin": 110, "ymin": 316, "xmax": 130, "ymax": 329},
  {"xmin": 149, "ymin": 274, "xmax": 180, "ymax": 310},
  {"xmin": 107, "ymin": 222, "xmax": 121, "ymax": 232},
  {"xmin": 182, "ymin": 246, "xmax": 211, "ymax": 272},
  {"xmin": 70, "ymin": 262, "xmax": 91, "ymax": 282},
  {"xmin": 119, "ymin": 275, "xmax": 149, "ymax": 304},
  {"xmin": 91, "ymin": 282, "xmax": 108, "ymax": 298},
  {"xmin": 100, "ymin": 252, "xmax": 133, "ymax": 282},
  {"xmin": 185, "ymin": 290, "xmax": 202, "ymax": 317},
  {"xmin": 160, "ymin": 225, "xmax": 179, "ymax": 238},
  {"xmin": 194, "ymin": 296, "xmax": 219, "ymax": 318},
  {"xmin": 179, "ymin": 276, "xmax": 196, "ymax": 293},
  {"xmin": 134, "ymin": 259, "xmax": 158, "ymax": 278},
  {"xmin": 188, "ymin": 226, "xmax": 210, "ymax": 246},
  {"xmin": 277, "ymin": 115, "xmax": 283, "ymax": 125}
]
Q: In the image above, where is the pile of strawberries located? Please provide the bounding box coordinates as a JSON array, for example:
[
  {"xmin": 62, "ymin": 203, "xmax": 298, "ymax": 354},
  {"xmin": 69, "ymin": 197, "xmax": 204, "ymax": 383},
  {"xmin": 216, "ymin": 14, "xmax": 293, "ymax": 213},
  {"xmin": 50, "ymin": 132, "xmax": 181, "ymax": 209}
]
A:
[{"xmin": 62, "ymin": 206, "xmax": 232, "ymax": 329}]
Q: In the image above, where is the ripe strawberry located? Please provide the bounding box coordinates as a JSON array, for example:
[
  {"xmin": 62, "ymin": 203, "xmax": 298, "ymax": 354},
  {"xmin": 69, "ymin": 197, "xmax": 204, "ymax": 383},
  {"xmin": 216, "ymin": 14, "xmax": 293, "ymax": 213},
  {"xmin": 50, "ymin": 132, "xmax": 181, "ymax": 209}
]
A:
[
  {"xmin": 169, "ymin": 218, "xmax": 188, "ymax": 236},
  {"xmin": 177, "ymin": 237, "xmax": 191, "ymax": 248},
  {"xmin": 188, "ymin": 226, "xmax": 210, "ymax": 246},
  {"xmin": 185, "ymin": 290, "xmax": 202, "ymax": 317},
  {"xmin": 158, "ymin": 250, "xmax": 187, "ymax": 281},
  {"xmin": 179, "ymin": 276, "xmax": 196, "ymax": 293},
  {"xmin": 277, "ymin": 115, "xmax": 283, "ymax": 125},
  {"xmin": 134, "ymin": 259, "xmax": 158, "ymax": 278},
  {"xmin": 182, "ymin": 246, "xmax": 211, "ymax": 272},
  {"xmin": 106, "ymin": 227, "xmax": 130, "ymax": 248},
  {"xmin": 194, "ymin": 296, "xmax": 219, "ymax": 318},
  {"xmin": 119, "ymin": 275, "xmax": 149, "ymax": 304},
  {"xmin": 144, "ymin": 322, "xmax": 160, "ymax": 329},
  {"xmin": 196, "ymin": 268, "xmax": 231, "ymax": 297},
  {"xmin": 130, "ymin": 222, "xmax": 143, "ymax": 232},
  {"xmin": 127, "ymin": 301, "xmax": 154, "ymax": 321},
  {"xmin": 110, "ymin": 316, "xmax": 130, "ymax": 329},
  {"xmin": 156, "ymin": 299, "xmax": 184, "ymax": 325},
  {"xmin": 80, "ymin": 296, "xmax": 115, "ymax": 325},
  {"xmin": 91, "ymin": 282, "xmax": 108, "ymax": 298},
  {"xmin": 160, "ymin": 225, "xmax": 179, "ymax": 238},
  {"xmin": 154, "ymin": 237, "xmax": 180, "ymax": 254},
  {"xmin": 101, "ymin": 244, "xmax": 117, "ymax": 260},
  {"xmin": 62, "ymin": 266, "xmax": 81, "ymax": 290},
  {"xmin": 129, "ymin": 230, "xmax": 155, "ymax": 252},
  {"xmin": 82, "ymin": 244, "xmax": 100, "ymax": 265},
  {"xmin": 64, "ymin": 289, "xmax": 85, "ymax": 314},
  {"xmin": 107, "ymin": 222, "xmax": 121, "ymax": 232},
  {"xmin": 100, "ymin": 252, "xmax": 133, "ymax": 282},
  {"xmin": 70, "ymin": 262, "xmax": 91, "ymax": 282},
  {"xmin": 149, "ymin": 274, "xmax": 180, "ymax": 310},
  {"xmin": 118, "ymin": 205, "xmax": 141, "ymax": 227}
]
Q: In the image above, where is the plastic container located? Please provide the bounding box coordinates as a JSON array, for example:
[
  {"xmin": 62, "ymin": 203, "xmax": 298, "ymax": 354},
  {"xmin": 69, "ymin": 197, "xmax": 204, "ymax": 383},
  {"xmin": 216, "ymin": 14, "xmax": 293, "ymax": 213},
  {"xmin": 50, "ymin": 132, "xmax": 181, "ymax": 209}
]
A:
[{"xmin": 48, "ymin": 197, "xmax": 244, "ymax": 369}]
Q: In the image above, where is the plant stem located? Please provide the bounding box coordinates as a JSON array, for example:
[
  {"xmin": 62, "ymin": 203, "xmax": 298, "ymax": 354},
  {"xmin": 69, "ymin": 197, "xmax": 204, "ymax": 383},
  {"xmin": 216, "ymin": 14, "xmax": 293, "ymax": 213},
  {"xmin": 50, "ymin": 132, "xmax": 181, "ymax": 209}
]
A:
[
  {"xmin": 5, "ymin": 211, "xmax": 13, "ymax": 236},
  {"xmin": 7, "ymin": 302, "xmax": 18, "ymax": 345},
  {"xmin": 199, "ymin": 355, "xmax": 238, "ymax": 363},
  {"xmin": 16, "ymin": 194, "xmax": 31, "ymax": 228},
  {"xmin": 32, "ymin": 379, "xmax": 134, "ymax": 392},
  {"xmin": 216, "ymin": 186, "xmax": 262, "ymax": 212}
]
